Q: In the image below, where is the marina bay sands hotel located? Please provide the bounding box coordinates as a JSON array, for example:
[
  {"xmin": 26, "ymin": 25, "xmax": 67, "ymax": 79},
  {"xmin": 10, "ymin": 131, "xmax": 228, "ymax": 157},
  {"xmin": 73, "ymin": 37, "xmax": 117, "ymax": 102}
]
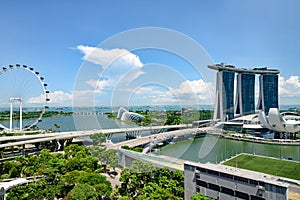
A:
[{"xmin": 208, "ymin": 63, "xmax": 279, "ymax": 121}]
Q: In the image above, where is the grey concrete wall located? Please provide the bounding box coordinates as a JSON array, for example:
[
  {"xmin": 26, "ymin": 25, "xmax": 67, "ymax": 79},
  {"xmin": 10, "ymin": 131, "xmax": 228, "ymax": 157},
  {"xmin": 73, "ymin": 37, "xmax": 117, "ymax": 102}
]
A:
[{"xmin": 184, "ymin": 164, "xmax": 196, "ymax": 200}]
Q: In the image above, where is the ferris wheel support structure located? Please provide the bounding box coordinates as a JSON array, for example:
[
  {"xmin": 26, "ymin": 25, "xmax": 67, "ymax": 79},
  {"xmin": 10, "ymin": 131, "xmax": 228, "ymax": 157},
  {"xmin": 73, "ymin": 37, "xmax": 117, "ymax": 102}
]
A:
[{"xmin": 9, "ymin": 97, "xmax": 22, "ymax": 131}]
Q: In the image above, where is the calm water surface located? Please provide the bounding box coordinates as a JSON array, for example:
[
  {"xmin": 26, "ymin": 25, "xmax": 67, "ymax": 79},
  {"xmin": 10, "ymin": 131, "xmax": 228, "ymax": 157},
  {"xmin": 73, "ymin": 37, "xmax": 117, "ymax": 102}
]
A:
[
  {"xmin": 155, "ymin": 135, "xmax": 300, "ymax": 163},
  {"xmin": 1, "ymin": 114, "xmax": 143, "ymax": 143}
]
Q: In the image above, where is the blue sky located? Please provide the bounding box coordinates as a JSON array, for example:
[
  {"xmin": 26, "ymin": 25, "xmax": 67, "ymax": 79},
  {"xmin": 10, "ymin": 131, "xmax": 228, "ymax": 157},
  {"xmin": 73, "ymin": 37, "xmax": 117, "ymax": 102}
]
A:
[{"xmin": 0, "ymin": 0, "xmax": 299, "ymax": 107}]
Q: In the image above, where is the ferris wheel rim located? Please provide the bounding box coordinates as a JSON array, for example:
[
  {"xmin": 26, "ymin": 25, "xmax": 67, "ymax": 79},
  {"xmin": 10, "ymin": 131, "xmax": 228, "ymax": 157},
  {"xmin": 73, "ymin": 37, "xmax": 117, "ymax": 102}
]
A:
[{"xmin": 0, "ymin": 64, "xmax": 49, "ymax": 131}]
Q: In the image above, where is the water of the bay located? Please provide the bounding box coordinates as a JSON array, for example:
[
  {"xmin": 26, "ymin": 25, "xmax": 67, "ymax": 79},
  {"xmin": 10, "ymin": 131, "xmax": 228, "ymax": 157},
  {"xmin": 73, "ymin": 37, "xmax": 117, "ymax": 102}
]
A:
[
  {"xmin": 1, "ymin": 115, "xmax": 142, "ymax": 143},
  {"xmin": 154, "ymin": 135, "xmax": 300, "ymax": 164}
]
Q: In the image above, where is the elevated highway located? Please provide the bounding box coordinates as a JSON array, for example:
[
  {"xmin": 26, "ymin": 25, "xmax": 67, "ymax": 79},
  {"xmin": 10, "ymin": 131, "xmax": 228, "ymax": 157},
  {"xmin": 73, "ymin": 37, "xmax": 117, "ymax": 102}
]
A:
[{"xmin": 0, "ymin": 125, "xmax": 187, "ymax": 150}]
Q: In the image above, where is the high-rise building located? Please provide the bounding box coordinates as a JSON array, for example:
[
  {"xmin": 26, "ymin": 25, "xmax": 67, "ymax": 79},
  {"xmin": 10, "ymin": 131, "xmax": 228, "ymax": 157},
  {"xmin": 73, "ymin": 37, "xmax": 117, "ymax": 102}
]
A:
[
  {"xmin": 234, "ymin": 73, "xmax": 255, "ymax": 115},
  {"xmin": 208, "ymin": 64, "xmax": 279, "ymax": 121},
  {"xmin": 257, "ymin": 74, "xmax": 279, "ymax": 115},
  {"xmin": 212, "ymin": 65, "xmax": 235, "ymax": 121}
]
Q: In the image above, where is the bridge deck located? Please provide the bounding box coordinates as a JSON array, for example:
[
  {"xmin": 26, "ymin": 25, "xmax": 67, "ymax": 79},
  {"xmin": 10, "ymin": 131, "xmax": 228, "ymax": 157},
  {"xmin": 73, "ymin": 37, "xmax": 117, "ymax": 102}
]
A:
[
  {"xmin": 107, "ymin": 127, "xmax": 211, "ymax": 150},
  {"xmin": 0, "ymin": 125, "xmax": 188, "ymax": 149}
]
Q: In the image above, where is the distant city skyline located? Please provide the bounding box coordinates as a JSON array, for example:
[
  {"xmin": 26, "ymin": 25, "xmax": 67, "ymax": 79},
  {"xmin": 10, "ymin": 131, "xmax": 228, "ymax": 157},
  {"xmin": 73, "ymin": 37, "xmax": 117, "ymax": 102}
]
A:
[{"xmin": 0, "ymin": 1, "xmax": 299, "ymax": 107}]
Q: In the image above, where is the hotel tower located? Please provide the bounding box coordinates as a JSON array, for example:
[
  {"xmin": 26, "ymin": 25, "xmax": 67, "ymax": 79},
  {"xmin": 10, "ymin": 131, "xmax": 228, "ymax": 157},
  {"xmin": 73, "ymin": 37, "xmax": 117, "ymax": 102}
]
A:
[{"xmin": 208, "ymin": 64, "xmax": 279, "ymax": 121}]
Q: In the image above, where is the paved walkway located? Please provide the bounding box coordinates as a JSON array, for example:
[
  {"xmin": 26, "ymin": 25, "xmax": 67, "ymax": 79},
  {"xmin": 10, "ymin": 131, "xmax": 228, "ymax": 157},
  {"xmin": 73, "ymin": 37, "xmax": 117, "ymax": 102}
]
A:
[
  {"xmin": 101, "ymin": 167, "xmax": 122, "ymax": 188},
  {"xmin": 289, "ymin": 184, "xmax": 300, "ymax": 200}
]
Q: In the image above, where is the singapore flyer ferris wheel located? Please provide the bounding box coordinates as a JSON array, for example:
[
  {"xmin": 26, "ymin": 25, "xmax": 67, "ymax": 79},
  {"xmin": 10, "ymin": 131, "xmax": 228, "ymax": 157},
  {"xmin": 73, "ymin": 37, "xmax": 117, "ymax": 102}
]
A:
[{"xmin": 0, "ymin": 64, "xmax": 49, "ymax": 131}]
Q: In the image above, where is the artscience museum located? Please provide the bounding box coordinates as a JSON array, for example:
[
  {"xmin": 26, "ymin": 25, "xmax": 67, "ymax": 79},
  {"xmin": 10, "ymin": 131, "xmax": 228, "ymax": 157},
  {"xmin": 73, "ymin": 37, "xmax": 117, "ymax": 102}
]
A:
[{"xmin": 258, "ymin": 108, "xmax": 300, "ymax": 134}]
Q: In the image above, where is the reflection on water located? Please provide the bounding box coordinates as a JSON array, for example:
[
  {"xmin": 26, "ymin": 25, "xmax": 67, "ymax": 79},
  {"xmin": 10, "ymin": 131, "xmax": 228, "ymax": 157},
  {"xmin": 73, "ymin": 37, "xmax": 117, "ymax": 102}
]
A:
[{"xmin": 156, "ymin": 135, "xmax": 300, "ymax": 163}]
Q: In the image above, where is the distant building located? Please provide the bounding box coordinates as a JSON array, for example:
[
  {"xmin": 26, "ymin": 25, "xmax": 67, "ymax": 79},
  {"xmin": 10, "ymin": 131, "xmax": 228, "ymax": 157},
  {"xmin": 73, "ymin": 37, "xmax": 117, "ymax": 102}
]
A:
[
  {"xmin": 117, "ymin": 107, "xmax": 145, "ymax": 122},
  {"xmin": 184, "ymin": 161, "xmax": 288, "ymax": 200},
  {"xmin": 212, "ymin": 63, "xmax": 235, "ymax": 121},
  {"xmin": 208, "ymin": 64, "xmax": 280, "ymax": 121},
  {"xmin": 258, "ymin": 108, "xmax": 300, "ymax": 133},
  {"xmin": 235, "ymin": 73, "xmax": 255, "ymax": 115},
  {"xmin": 257, "ymin": 74, "xmax": 279, "ymax": 115}
]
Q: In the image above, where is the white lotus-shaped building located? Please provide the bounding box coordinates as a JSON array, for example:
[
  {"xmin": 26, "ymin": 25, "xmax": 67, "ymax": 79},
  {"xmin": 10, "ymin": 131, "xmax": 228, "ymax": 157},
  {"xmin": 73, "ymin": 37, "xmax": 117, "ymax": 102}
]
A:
[
  {"xmin": 258, "ymin": 108, "xmax": 300, "ymax": 133},
  {"xmin": 117, "ymin": 107, "xmax": 145, "ymax": 122}
]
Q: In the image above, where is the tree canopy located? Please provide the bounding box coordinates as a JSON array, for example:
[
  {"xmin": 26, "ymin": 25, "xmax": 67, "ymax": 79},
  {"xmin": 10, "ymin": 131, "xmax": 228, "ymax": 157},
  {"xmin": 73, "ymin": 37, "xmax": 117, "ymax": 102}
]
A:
[
  {"xmin": 3, "ymin": 144, "xmax": 112, "ymax": 199},
  {"xmin": 1, "ymin": 143, "xmax": 213, "ymax": 200},
  {"xmin": 191, "ymin": 193, "xmax": 214, "ymax": 200},
  {"xmin": 116, "ymin": 160, "xmax": 184, "ymax": 199}
]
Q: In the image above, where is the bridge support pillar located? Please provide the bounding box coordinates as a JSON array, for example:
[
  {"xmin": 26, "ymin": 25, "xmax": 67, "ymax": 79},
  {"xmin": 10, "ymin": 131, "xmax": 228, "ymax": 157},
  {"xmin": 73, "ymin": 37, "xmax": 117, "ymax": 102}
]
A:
[
  {"xmin": 58, "ymin": 139, "xmax": 66, "ymax": 151},
  {"xmin": 106, "ymin": 133, "xmax": 113, "ymax": 144},
  {"xmin": 0, "ymin": 148, "xmax": 4, "ymax": 159},
  {"xmin": 51, "ymin": 140, "xmax": 59, "ymax": 151},
  {"xmin": 10, "ymin": 146, "xmax": 14, "ymax": 154},
  {"xmin": 34, "ymin": 142, "xmax": 40, "ymax": 150},
  {"xmin": 66, "ymin": 138, "xmax": 73, "ymax": 146},
  {"xmin": 125, "ymin": 131, "xmax": 141, "ymax": 139},
  {"xmin": 151, "ymin": 129, "xmax": 159, "ymax": 134},
  {"xmin": 22, "ymin": 144, "xmax": 25, "ymax": 156},
  {"xmin": 151, "ymin": 128, "xmax": 167, "ymax": 135}
]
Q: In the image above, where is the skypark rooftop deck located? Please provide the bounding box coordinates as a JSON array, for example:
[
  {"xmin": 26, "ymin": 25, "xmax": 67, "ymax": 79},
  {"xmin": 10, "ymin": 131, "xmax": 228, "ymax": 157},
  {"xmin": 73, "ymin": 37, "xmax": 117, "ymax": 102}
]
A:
[{"xmin": 208, "ymin": 64, "xmax": 280, "ymax": 74}]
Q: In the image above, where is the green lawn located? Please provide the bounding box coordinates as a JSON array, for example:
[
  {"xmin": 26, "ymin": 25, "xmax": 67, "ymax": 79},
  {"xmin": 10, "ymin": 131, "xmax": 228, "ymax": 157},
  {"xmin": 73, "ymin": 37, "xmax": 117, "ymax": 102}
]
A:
[{"xmin": 223, "ymin": 154, "xmax": 300, "ymax": 181}]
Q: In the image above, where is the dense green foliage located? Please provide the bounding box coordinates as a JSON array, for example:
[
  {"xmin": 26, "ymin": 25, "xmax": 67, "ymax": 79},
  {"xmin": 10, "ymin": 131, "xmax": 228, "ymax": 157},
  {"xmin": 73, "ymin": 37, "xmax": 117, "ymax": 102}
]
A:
[
  {"xmin": 132, "ymin": 110, "xmax": 150, "ymax": 124},
  {"xmin": 107, "ymin": 112, "xmax": 117, "ymax": 119},
  {"xmin": 0, "ymin": 130, "xmax": 44, "ymax": 137},
  {"xmin": 121, "ymin": 145, "xmax": 143, "ymax": 153},
  {"xmin": 0, "ymin": 141, "xmax": 211, "ymax": 199},
  {"xmin": 198, "ymin": 110, "xmax": 213, "ymax": 120},
  {"xmin": 191, "ymin": 193, "xmax": 214, "ymax": 200},
  {"xmin": 224, "ymin": 154, "xmax": 300, "ymax": 180},
  {"xmin": 164, "ymin": 111, "xmax": 182, "ymax": 125},
  {"xmin": 107, "ymin": 109, "xmax": 213, "ymax": 126},
  {"xmin": 1, "ymin": 144, "xmax": 112, "ymax": 199},
  {"xmin": 90, "ymin": 133, "xmax": 107, "ymax": 145},
  {"xmin": 115, "ymin": 160, "xmax": 184, "ymax": 199},
  {"xmin": 1, "ymin": 145, "xmax": 186, "ymax": 199},
  {"xmin": 88, "ymin": 146, "xmax": 119, "ymax": 170},
  {"xmin": 70, "ymin": 183, "xmax": 98, "ymax": 200}
]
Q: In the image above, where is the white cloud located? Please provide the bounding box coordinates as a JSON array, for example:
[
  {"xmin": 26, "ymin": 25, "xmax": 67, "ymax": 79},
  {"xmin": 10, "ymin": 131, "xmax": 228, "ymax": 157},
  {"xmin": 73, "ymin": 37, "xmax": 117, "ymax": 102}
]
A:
[
  {"xmin": 86, "ymin": 78, "xmax": 111, "ymax": 92},
  {"xmin": 121, "ymin": 85, "xmax": 166, "ymax": 95},
  {"xmin": 28, "ymin": 91, "xmax": 73, "ymax": 104},
  {"xmin": 122, "ymin": 79, "xmax": 215, "ymax": 105},
  {"xmin": 29, "ymin": 89, "xmax": 108, "ymax": 106},
  {"xmin": 279, "ymin": 75, "xmax": 300, "ymax": 97},
  {"xmin": 77, "ymin": 45, "xmax": 143, "ymax": 69},
  {"xmin": 286, "ymin": 76, "xmax": 300, "ymax": 88},
  {"xmin": 78, "ymin": 45, "xmax": 145, "ymax": 92},
  {"xmin": 151, "ymin": 94, "xmax": 179, "ymax": 103},
  {"xmin": 150, "ymin": 79, "xmax": 215, "ymax": 105},
  {"xmin": 173, "ymin": 79, "xmax": 215, "ymax": 99}
]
